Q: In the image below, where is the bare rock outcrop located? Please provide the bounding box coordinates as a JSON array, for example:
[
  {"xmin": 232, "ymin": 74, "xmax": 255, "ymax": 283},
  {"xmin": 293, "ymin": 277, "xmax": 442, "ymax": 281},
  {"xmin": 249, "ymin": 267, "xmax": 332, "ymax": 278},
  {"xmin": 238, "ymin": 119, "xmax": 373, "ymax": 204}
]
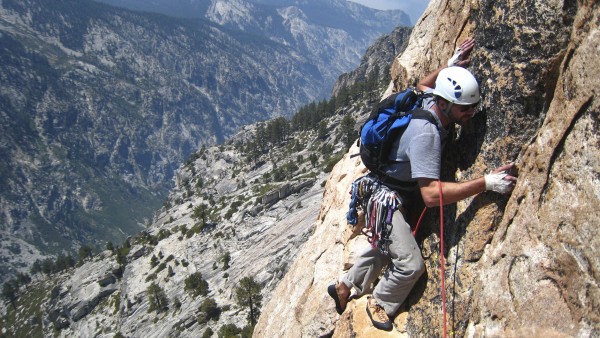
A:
[
  {"xmin": 254, "ymin": 150, "xmax": 368, "ymax": 337},
  {"xmin": 46, "ymin": 253, "xmax": 120, "ymax": 329},
  {"xmin": 255, "ymin": 0, "xmax": 599, "ymax": 337}
]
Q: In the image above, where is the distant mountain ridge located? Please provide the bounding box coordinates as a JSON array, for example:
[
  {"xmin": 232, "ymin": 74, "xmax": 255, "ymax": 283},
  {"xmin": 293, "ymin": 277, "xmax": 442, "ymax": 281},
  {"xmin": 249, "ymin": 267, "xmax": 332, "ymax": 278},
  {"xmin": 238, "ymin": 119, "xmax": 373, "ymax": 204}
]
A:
[
  {"xmin": 96, "ymin": 0, "xmax": 410, "ymax": 29},
  {"xmin": 97, "ymin": 0, "xmax": 411, "ymax": 86},
  {"xmin": 0, "ymin": 0, "xmax": 409, "ymax": 280}
]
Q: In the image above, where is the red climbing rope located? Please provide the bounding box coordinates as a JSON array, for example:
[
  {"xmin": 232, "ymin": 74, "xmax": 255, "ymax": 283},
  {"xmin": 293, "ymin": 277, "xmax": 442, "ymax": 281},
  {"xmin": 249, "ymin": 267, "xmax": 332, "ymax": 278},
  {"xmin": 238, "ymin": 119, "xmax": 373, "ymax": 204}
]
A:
[
  {"xmin": 438, "ymin": 179, "xmax": 448, "ymax": 338},
  {"xmin": 411, "ymin": 181, "xmax": 448, "ymax": 338},
  {"xmin": 411, "ymin": 206, "xmax": 428, "ymax": 237}
]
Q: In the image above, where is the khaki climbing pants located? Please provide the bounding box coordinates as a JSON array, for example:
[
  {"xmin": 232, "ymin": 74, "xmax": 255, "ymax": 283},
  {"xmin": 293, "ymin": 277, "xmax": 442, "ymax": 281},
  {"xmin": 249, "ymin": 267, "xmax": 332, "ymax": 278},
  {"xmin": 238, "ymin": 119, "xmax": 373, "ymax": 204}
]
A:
[{"xmin": 341, "ymin": 210, "xmax": 425, "ymax": 316}]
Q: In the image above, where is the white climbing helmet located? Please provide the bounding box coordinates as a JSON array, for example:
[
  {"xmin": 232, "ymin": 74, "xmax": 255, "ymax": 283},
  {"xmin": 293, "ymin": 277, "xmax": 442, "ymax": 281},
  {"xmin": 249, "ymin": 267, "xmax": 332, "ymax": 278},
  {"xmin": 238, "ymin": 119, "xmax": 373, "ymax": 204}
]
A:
[{"xmin": 432, "ymin": 66, "xmax": 480, "ymax": 105}]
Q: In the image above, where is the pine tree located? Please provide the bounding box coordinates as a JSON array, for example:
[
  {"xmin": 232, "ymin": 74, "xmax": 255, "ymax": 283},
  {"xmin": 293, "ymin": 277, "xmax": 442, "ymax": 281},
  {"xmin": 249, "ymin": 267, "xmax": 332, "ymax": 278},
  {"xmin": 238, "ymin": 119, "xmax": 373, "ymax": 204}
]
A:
[
  {"xmin": 146, "ymin": 282, "xmax": 169, "ymax": 313},
  {"xmin": 339, "ymin": 114, "xmax": 357, "ymax": 149},
  {"xmin": 184, "ymin": 272, "xmax": 209, "ymax": 297},
  {"xmin": 197, "ymin": 297, "xmax": 221, "ymax": 324},
  {"xmin": 201, "ymin": 328, "xmax": 213, "ymax": 338},
  {"xmin": 78, "ymin": 245, "xmax": 94, "ymax": 262},
  {"xmin": 150, "ymin": 255, "xmax": 159, "ymax": 268},
  {"xmin": 218, "ymin": 324, "xmax": 241, "ymax": 338},
  {"xmin": 220, "ymin": 251, "xmax": 231, "ymax": 270},
  {"xmin": 317, "ymin": 121, "xmax": 328, "ymax": 140},
  {"xmin": 234, "ymin": 276, "xmax": 263, "ymax": 326},
  {"xmin": 15, "ymin": 272, "xmax": 31, "ymax": 288},
  {"xmin": 192, "ymin": 203, "xmax": 209, "ymax": 225},
  {"xmin": 55, "ymin": 253, "xmax": 75, "ymax": 271},
  {"xmin": 41, "ymin": 258, "xmax": 54, "ymax": 275},
  {"xmin": 1, "ymin": 280, "xmax": 18, "ymax": 309},
  {"xmin": 30, "ymin": 260, "xmax": 42, "ymax": 275}
]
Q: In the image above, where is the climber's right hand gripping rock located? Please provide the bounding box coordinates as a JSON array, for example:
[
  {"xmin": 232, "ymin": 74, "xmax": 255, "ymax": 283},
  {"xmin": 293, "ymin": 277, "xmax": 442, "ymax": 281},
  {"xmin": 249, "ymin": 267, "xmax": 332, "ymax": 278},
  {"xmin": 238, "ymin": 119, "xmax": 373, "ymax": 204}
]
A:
[{"xmin": 485, "ymin": 163, "xmax": 517, "ymax": 194}]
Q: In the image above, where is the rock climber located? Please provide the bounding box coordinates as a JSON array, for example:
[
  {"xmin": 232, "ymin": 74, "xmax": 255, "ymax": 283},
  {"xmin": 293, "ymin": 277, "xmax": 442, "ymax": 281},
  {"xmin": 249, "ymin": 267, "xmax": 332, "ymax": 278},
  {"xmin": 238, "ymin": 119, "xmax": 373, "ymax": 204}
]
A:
[{"xmin": 327, "ymin": 38, "xmax": 517, "ymax": 331}]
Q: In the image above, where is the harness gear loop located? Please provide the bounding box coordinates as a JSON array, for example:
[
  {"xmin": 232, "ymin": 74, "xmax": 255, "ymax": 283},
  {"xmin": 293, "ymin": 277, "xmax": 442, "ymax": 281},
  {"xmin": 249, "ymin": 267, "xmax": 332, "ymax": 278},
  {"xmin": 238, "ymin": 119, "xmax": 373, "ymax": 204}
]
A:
[{"xmin": 365, "ymin": 185, "xmax": 403, "ymax": 255}]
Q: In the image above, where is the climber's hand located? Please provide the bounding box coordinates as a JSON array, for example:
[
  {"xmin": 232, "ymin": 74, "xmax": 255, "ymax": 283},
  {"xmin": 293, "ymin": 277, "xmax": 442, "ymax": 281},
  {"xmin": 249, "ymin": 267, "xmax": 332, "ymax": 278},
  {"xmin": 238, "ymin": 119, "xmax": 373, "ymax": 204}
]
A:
[
  {"xmin": 448, "ymin": 37, "xmax": 475, "ymax": 67},
  {"xmin": 485, "ymin": 163, "xmax": 517, "ymax": 194}
]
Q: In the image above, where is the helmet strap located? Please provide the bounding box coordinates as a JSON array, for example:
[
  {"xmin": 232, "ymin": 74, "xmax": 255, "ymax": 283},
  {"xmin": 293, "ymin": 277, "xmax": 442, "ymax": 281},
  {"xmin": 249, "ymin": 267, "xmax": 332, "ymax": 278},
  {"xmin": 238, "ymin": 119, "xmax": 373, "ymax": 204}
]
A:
[
  {"xmin": 435, "ymin": 96, "xmax": 452, "ymax": 118},
  {"xmin": 444, "ymin": 102, "xmax": 454, "ymax": 118}
]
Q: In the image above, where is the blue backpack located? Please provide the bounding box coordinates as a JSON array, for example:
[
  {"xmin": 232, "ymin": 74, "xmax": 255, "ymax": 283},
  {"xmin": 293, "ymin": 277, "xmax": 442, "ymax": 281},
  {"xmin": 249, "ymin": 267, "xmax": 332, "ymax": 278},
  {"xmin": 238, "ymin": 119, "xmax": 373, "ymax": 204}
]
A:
[{"xmin": 358, "ymin": 88, "xmax": 436, "ymax": 175}]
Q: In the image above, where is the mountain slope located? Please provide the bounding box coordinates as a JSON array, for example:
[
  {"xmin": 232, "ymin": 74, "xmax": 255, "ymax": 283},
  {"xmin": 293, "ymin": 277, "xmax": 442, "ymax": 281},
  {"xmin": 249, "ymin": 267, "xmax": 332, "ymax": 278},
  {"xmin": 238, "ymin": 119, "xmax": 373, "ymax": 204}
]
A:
[
  {"xmin": 0, "ymin": 23, "xmax": 407, "ymax": 336},
  {"xmin": 0, "ymin": 0, "xmax": 403, "ymax": 280}
]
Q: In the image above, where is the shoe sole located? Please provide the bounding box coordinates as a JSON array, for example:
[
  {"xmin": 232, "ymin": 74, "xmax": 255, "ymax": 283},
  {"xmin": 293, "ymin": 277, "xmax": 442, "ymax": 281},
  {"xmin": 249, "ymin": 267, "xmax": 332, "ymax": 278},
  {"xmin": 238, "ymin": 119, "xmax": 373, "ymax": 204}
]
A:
[
  {"xmin": 366, "ymin": 301, "xmax": 393, "ymax": 331},
  {"xmin": 327, "ymin": 284, "xmax": 344, "ymax": 314}
]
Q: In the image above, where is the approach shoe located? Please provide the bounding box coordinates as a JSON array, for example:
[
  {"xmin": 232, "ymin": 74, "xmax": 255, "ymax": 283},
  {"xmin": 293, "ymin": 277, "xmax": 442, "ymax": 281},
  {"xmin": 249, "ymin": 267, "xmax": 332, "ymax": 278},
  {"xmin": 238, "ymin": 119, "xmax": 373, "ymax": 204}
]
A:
[
  {"xmin": 366, "ymin": 296, "xmax": 393, "ymax": 331},
  {"xmin": 327, "ymin": 283, "xmax": 348, "ymax": 314}
]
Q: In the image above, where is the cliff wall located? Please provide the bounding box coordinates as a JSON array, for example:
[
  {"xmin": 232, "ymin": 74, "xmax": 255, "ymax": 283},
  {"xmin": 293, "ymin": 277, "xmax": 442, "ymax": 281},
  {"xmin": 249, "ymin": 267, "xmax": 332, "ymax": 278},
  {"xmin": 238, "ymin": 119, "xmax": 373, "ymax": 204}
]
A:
[{"xmin": 254, "ymin": 0, "xmax": 599, "ymax": 336}]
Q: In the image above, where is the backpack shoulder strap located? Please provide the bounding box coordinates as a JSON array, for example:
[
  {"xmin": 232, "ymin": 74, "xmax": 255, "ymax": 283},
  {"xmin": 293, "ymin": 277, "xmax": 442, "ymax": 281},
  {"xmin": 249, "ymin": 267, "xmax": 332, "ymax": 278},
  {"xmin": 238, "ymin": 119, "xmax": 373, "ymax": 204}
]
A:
[{"xmin": 410, "ymin": 109, "xmax": 439, "ymax": 129}]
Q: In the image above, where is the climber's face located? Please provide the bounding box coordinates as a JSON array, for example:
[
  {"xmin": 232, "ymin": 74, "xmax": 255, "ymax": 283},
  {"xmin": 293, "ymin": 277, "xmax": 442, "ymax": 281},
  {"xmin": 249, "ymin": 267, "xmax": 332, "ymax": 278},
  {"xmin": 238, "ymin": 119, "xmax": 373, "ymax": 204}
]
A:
[{"xmin": 449, "ymin": 103, "xmax": 477, "ymax": 125}]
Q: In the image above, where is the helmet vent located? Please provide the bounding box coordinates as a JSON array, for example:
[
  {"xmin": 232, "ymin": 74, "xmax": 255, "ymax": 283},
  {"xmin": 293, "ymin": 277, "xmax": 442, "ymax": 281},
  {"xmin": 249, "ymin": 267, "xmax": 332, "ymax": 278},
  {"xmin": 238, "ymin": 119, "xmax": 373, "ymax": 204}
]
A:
[{"xmin": 447, "ymin": 77, "xmax": 463, "ymax": 99}]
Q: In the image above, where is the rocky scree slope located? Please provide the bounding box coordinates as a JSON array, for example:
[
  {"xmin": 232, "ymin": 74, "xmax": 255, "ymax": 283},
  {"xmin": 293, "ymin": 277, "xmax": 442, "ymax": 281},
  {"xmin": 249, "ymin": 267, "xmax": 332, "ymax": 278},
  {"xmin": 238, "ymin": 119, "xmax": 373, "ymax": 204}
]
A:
[{"xmin": 255, "ymin": 0, "xmax": 600, "ymax": 337}]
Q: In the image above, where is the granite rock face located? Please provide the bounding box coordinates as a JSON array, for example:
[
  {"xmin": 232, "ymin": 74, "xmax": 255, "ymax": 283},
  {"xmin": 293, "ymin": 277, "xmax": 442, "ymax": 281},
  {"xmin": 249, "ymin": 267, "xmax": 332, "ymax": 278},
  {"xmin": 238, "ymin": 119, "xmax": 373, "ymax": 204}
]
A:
[{"xmin": 255, "ymin": 0, "xmax": 599, "ymax": 336}]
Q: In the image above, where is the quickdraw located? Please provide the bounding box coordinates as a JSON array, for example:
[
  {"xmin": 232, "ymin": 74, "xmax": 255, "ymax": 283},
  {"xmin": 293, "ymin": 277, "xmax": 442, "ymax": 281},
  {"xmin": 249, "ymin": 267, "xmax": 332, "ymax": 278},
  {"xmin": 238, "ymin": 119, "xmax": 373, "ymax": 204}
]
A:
[
  {"xmin": 346, "ymin": 174, "xmax": 379, "ymax": 225},
  {"xmin": 347, "ymin": 174, "xmax": 403, "ymax": 255},
  {"xmin": 364, "ymin": 186, "xmax": 403, "ymax": 255}
]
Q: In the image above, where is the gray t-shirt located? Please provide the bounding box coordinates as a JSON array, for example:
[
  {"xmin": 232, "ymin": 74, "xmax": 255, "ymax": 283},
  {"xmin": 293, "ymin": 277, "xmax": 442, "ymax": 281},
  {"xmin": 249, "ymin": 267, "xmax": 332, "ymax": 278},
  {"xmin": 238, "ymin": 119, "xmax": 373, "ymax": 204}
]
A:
[{"xmin": 381, "ymin": 96, "xmax": 448, "ymax": 184}]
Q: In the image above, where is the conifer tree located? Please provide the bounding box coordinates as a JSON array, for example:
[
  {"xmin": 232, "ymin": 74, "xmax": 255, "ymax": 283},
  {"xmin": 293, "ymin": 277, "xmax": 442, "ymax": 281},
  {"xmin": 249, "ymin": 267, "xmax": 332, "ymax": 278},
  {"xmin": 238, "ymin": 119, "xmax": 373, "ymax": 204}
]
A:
[
  {"xmin": 30, "ymin": 260, "xmax": 42, "ymax": 275},
  {"xmin": 78, "ymin": 245, "xmax": 94, "ymax": 262},
  {"xmin": 15, "ymin": 272, "xmax": 31, "ymax": 288},
  {"xmin": 184, "ymin": 272, "xmax": 209, "ymax": 297},
  {"xmin": 1, "ymin": 280, "xmax": 18, "ymax": 309},
  {"xmin": 192, "ymin": 203, "xmax": 209, "ymax": 226},
  {"xmin": 339, "ymin": 114, "xmax": 357, "ymax": 149},
  {"xmin": 41, "ymin": 258, "xmax": 54, "ymax": 275},
  {"xmin": 220, "ymin": 251, "xmax": 231, "ymax": 270},
  {"xmin": 317, "ymin": 121, "xmax": 328, "ymax": 140},
  {"xmin": 197, "ymin": 297, "xmax": 221, "ymax": 324},
  {"xmin": 146, "ymin": 282, "xmax": 169, "ymax": 313},
  {"xmin": 234, "ymin": 276, "xmax": 263, "ymax": 326}
]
